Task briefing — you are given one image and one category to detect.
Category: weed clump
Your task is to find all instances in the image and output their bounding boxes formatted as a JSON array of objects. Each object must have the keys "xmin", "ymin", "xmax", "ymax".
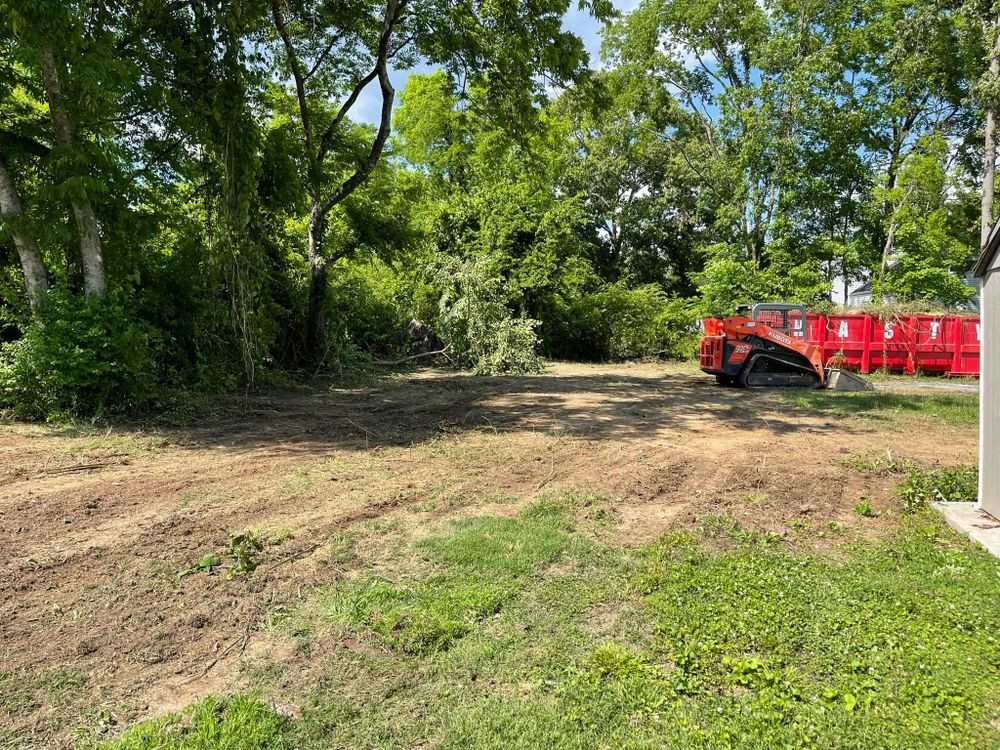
[
  {"xmin": 842, "ymin": 450, "xmax": 913, "ymax": 476},
  {"xmin": 897, "ymin": 466, "xmax": 978, "ymax": 512},
  {"xmin": 177, "ymin": 531, "xmax": 266, "ymax": 581},
  {"xmin": 854, "ymin": 498, "xmax": 876, "ymax": 518}
]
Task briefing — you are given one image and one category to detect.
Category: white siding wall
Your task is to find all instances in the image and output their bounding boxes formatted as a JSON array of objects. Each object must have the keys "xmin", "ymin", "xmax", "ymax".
[{"xmin": 982, "ymin": 259, "xmax": 1000, "ymax": 517}]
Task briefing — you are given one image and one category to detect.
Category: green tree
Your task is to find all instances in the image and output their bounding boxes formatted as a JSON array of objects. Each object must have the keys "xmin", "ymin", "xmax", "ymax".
[
  {"xmin": 607, "ymin": 0, "xmax": 983, "ymax": 308},
  {"xmin": 266, "ymin": 0, "xmax": 611, "ymax": 361},
  {"xmin": 556, "ymin": 70, "xmax": 707, "ymax": 294},
  {"xmin": 882, "ymin": 136, "xmax": 979, "ymax": 305}
]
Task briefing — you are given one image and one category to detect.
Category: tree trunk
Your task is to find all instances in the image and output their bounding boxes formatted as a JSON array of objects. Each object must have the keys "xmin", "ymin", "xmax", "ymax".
[
  {"xmin": 751, "ymin": 234, "xmax": 766, "ymax": 270},
  {"xmin": 983, "ymin": 18, "xmax": 1000, "ymax": 249},
  {"xmin": 874, "ymin": 217, "xmax": 898, "ymax": 304},
  {"xmin": 0, "ymin": 155, "xmax": 49, "ymax": 311},
  {"xmin": 305, "ymin": 206, "xmax": 328, "ymax": 360},
  {"xmin": 39, "ymin": 49, "xmax": 106, "ymax": 298}
]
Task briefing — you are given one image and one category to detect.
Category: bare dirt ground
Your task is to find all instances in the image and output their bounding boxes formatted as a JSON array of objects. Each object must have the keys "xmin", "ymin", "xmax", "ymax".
[{"xmin": 0, "ymin": 362, "xmax": 978, "ymax": 748}]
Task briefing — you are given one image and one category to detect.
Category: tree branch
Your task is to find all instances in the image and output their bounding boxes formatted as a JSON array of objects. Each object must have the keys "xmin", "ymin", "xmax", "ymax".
[
  {"xmin": 305, "ymin": 31, "xmax": 344, "ymax": 80},
  {"xmin": 327, "ymin": 238, "xmax": 363, "ymax": 266},
  {"xmin": 271, "ymin": 0, "xmax": 316, "ymax": 160},
  {"xmin": 317, "ymin": 0, "xmax": 404, "ymax": 216},
  {"xmin": 0, "ymin": 129, "xmax": 51, "ymax": 158},
  {"xmin": 373, "ymin": 346, "xmax": 451, "ymax": 366},
  {"xmin": 316, "ymin": 67, "xmax": 379, "ymax": 162}
]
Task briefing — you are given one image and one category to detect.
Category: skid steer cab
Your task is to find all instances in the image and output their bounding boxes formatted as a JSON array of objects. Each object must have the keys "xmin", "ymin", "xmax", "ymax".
[{"xmin": 700, "ymin": 303, "xmax": 871, "ymax": 390}]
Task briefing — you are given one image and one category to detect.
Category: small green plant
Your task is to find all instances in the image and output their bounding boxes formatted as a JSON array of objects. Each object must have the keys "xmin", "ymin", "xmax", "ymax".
[
  {"xmin": 854, "ymin": 498, "xmax": 876, "ymax": 518},
  {"xmin": 790, "ymin": 517, "xmax": 810, "ymax": 534},
  {"xmin": 270, "ymin": 529, "xmax": 295, "ymax": 546},
  {"xmin": 897, "ymin": 466, "xmax": 978, "ymax": 512},
  {"xmin": 177, "ymin": 531, "xmax": 265, "ymax": 581},
  {"xmin": 177, "ymin": 554, "xmax": 222, "ymax": 580},
  {"xmin": 742, "ymin": 491, "xmax": 770, "ymax": 505},
  {"xmin": 225, "ymin": 532, "xmax": 265, "ymax": 579}
]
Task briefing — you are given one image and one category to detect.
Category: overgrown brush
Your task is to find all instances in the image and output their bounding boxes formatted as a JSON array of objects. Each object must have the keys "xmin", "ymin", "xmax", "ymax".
[
  {"xmin": 436, "ymin": 259, "xmax": 544, "ymax": 375},
  {"xmin": 897, "ymin": 466, "xmax": 978, "ymax": 512},
  {"xmin": 546, "ymin": 283, "xmax": 698, "ymax": 361},
  {"xmin": 0, "ymin": 292, "xmax": 158, "ymax": 418}
]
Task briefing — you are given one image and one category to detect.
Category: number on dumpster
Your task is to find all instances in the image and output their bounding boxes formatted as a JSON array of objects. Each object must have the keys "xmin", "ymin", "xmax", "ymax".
[
  {"xmin": 838, "ymin": 321, "xmax": 848, "ymax": 338},
  {"xmin": 885, "ymin": 322, "xmax": 895, "ymax": 340}
]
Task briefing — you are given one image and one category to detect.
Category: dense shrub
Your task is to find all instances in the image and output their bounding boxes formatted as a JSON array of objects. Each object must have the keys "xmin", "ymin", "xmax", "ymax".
[
  {"xmin": 0, "ymin": 292, "xmax": 158, "ymax": 418},
  {"xmin": 545, "ymin": 283, "xmax": 698, "ymax": 361},
  {"xmin": 324, "ymin": 260, "xmax": 429, "ymax": 364},
  {"xmin": 437, "ymin": 260, "xmax": 544, "ymax": 375}
]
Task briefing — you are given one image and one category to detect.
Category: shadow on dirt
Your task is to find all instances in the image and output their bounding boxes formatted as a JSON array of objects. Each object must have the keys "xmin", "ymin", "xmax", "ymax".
[{"xmin": 175, "ymin": 368, "xmax": 845, "ymax": 453}]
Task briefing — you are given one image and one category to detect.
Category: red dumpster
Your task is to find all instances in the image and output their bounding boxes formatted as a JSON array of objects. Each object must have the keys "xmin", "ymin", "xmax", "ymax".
[{"xmin": 805, "ymin": 313, "xmax": 979, "ymax": 376}]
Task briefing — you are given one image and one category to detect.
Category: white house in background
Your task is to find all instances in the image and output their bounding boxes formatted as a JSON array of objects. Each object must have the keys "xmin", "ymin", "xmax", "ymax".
[
  {"xmin": 974, "ymin": 223, "xmax": 1000, "ymax": 518},
  {"xmin": 846, "ymin": 272, "xmax": 982, "ymax": 310}
]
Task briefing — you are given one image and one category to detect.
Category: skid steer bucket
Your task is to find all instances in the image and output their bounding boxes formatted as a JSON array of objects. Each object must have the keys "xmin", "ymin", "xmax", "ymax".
[{"xmin": 824, "ymin": 368, "xmax": 873, "ymax": 391}]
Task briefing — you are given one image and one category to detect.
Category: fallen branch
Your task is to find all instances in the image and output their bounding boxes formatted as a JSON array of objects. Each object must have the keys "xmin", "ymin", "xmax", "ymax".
[
  {"xmin": 373, "ymin": 346, "xmax": 452, "ymax": 366},
  {"xmin": 33, "ymin": 462, "xmax": 115, "ymax": 477}
]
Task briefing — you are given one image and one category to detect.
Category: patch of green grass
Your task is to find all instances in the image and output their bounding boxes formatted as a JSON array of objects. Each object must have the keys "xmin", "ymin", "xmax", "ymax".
[
  {"xmin": 407, "ymin": 489, "xmax": 470, "ymax": 514},
  {"xmin": 94, "ymin": 507, "xmax": 1000, "ymax": 750},
  {"xmin": 67, "ymin": 435, "xmax": 168, "ymax": 457},
  {"xmin": 303, "ymin": 507, "xmax": 571, "ymax": 655},
  {"xmin": 278, "ymin": 468, "xmax": 314, "ymax": 496},
  {"xmin": 323, "ymin": 575, "xmax": 511, "ymax": 654},
  {"xmin": 325, "ymin": 529, "xmax": 360, "ymax": 568},
  {"xmin": 697, "ymin": 513, "xmax": 785, "ymax": 548},
  {"xmin": 177, "ymin": 491, "xmax": 203, "ymax": 509},
  {"xmin": 0, "ymin": 671, "xmax": 40, "ymax": 715},
  {"xmin": 622, "ymin": 520, "xmax": 1000, "ymax": 749},
  {"xmin": 417, "ymin": 513, "xmax": 569, "ymax": 576},
  {"xmin": 93, "ymin": 695, "xmax": 289, "ymax": 749},
  {"xmin": 38, "ymin": 668, "xmax": 87, "ymax": 707},
  {"xmin": 781, "ymin": 391, "xmax": 978, "ymax": 426}
]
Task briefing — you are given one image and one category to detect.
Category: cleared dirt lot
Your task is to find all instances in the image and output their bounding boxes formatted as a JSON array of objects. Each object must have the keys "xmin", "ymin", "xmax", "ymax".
[{"xmin": 0, "ymin": 362, "xmax": 979, "ymax": 747}]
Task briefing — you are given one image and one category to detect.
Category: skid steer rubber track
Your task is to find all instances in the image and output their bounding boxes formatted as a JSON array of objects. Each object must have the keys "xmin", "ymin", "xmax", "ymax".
[{"xmin": 738, "ymin": 352, "xmax": 823, "ymax": 388}]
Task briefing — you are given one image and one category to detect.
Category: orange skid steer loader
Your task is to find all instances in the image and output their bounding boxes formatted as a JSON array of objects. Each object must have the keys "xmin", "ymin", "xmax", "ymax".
[{"xmin": 699, "ymin": 303, "xmax": 872, "ymax": 390}]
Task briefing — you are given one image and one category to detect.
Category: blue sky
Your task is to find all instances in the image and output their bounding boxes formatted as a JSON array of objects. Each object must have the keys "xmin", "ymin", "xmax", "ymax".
[{"xmin": 353, "ymin": 0, "xmax": 641, "ymax": 126}]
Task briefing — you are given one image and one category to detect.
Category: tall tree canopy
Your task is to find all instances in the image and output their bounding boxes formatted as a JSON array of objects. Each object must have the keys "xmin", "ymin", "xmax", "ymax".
[{"xmin": 0, "ymin": 0, "xmax": 995, "ymax": 417}]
